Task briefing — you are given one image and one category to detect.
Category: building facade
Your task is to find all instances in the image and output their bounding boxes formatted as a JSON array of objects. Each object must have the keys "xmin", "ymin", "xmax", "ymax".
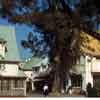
[
  {"xmin": 70, "ymin": 54, "xmax": 100, "ymax": 93},
  {"xmin": 0, "ymin": 26, "xmax": 26, "ymax": 96},
  {"xmin": 22, "ymin": 57, "xmax": 49, "ymax": 92}
]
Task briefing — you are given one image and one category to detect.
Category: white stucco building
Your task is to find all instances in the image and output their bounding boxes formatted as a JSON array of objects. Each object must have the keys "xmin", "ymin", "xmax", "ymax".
[
  {"xmin": 70, "ymin": 54, "xmax": 100, "ymax": 92},
  {"xmin": 0, "ymin": 26, "xmax": 26, "ymax": 96}
]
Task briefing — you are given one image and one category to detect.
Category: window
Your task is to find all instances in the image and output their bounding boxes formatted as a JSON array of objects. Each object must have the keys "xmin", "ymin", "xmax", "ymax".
[
  {"xmin": 3, "ymin": 80, "xmax": 7, "ymax": 90},
  {"xmin": 71, "ymin": 75, "xmax": 82, "ymax": 87},
  {"xmin": 42, "ymin": 65, "xmax": 46, "ymax": 69},
  {"xmin": 14, "ymin": 80, "xmax": 24, "ymax": 88},
  {"xmin": 0, "ymin": 80, "xmax": 11, "ymax": 91},
  {"xmin": 33, "ymin": 67, "xmax": 39, "ymax": 72},
  {"xmin": 93, "ymin": 75, "xmax": 100, "ymax": 89}
]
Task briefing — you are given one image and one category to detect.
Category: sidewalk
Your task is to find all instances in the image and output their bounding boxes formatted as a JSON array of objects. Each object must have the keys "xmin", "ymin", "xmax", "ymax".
[{"xmin": 26, "ymin": 91, "xmax": 85, "ymax": 97}]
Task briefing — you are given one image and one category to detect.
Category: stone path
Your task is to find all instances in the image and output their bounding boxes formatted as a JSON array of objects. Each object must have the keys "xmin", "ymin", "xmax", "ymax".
[{"xmin": 26, "ymin": 91, "xmax": 85, "ymax": 97}]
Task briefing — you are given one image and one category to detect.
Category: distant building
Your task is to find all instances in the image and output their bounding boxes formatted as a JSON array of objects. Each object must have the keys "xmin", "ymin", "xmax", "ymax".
[
  {"xmin": 69, "ymin": 54, "xmax": 100, "ymax": 94},
  {"xmin": 0, "ymin": 26, "xmax": 26, "ymax": 96},
  {"xmin": 22, "ymin": 56, "xmax": 49, "ymax": 92},
  {"xmin": 69, "ymin": 31, "xmax": 100, "ymax": 94}
]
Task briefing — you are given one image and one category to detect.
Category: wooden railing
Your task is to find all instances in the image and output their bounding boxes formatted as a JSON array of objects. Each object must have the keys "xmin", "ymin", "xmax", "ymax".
[
  {"xmin": 0, "ymin": 88, "xmax": 25, "ymax": 96},
  {"xmin": 12, "ymin": 88, "xmax": 25, "ymax": 96},
  {"xmin": 0, "ymin": 90, "xmax": 12, "ymax": 96}
]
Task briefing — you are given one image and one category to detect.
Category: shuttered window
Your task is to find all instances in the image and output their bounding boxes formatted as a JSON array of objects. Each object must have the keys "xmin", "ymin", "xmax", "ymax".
[{"xmin": 14, "ymin": 80, "xmax": 24, "ymax": 88}]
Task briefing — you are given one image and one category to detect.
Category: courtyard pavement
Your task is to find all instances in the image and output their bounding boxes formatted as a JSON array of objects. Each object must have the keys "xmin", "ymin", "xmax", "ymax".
[{"xmin": 26, "ymin": 91, "xmax": 85, "ymax": 97}]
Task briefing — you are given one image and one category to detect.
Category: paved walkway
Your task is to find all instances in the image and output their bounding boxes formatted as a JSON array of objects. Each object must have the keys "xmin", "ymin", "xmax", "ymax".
[{"xmin": 26, "ymin": 91, "xmax": 85, "ymax": 97}]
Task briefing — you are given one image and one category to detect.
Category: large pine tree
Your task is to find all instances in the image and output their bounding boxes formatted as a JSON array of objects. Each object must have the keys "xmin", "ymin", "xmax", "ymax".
[{"xmin": 0, "ymin": 0, "xmax": 100, "ymax": 93}]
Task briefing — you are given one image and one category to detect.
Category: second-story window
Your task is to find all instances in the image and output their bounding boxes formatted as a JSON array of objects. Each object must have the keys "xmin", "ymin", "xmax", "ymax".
[{"xmin": 33, "ymin": 67, "xmax": 40, "ymax": 72}]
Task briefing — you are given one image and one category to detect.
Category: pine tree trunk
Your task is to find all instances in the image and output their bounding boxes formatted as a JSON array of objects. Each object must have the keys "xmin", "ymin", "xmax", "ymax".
[
  {"xmin": 51, "ymin": 63, "xmax": 61, "ymax": 95},
  {"xmin": 51, "ymin": 61, "xmax": 68, "ymax": 95}
]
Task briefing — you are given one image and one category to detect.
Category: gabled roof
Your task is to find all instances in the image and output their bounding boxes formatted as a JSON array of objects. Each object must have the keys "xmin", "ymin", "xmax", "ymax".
[
  {"xmin": 0, "ymin": 25, "xmax": 20, "ymax": 61},
  {"xmin": 22, "ymin": 57, "xmax": 48, "ymax": 71},
  {"xmin": 80, "ymin": 31, "xmax": 100, "ymax": 56}
]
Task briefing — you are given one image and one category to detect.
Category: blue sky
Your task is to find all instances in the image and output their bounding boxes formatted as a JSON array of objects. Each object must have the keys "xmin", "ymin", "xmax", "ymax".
[
  {"xmin": 0, "ymin": 0, "xmax": 50, "ymax": 60},
  {"xmin": 0, "ymin": 0, "xmax": 100, "ymax": 60},
  {"xmin": 0, "ymin": 17, "xmax": 33, "ymax": 60}
]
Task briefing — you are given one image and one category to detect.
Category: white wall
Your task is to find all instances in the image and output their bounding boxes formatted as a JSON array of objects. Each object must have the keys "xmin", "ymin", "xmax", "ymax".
[
  {"xmin": 72, "ymin": 55, "xmax": 100, "ymax": 91},
  {"xmin": 73, "ymin": 55, "xmax": 93, "ymax": 91},
  {"xmin": 24, "ymin": 71, "xmax": 33, "ymax": 80},
  {"xmin": 82, "ymin": 55, "xmax": 93, "ymax": 91},
  {"xmin": 92, "ymin": 59, "xmax": 100, "ymax": 72},
  {"xmin": 24, "ymin": 71, "xmax": 37, "ymax": 91},
  {"xmin": 72, "ymin": 56, "xmax": 85, "ymax": 74},
  {"xmin": 24, "ymin": 71, "xmax": 39, "ymax": 80},
  {"xmin": 1, "ymin": 63, "xmax": 19, "ymax": 76}
]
